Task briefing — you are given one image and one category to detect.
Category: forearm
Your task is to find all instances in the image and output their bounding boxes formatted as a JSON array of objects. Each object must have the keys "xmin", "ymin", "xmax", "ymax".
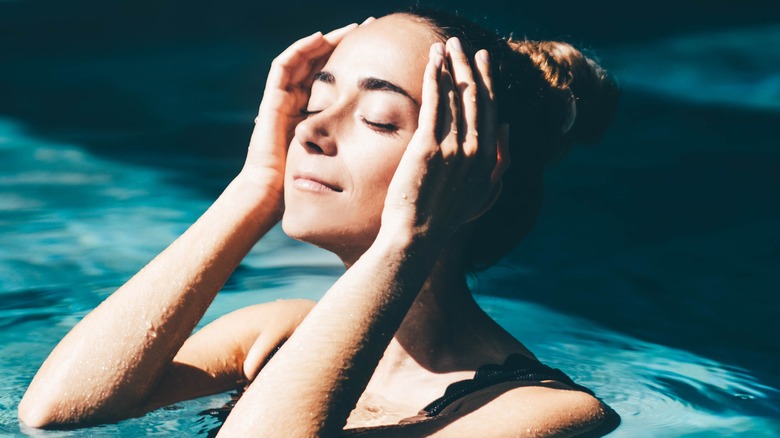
[
  {"xmin": 218, "ymin": 229, "xmax": 441, "ymax": 437},
  {"xmin": 19, "ymin": 174, "xmax": 280, "ymax": 427}
]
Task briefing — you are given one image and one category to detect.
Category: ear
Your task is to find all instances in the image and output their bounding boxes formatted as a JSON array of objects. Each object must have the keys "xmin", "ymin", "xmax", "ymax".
[
  {"xmin": 467, "ymin": 179, "xmax": 503, "ymax": 223},
  {"xmin": 490, "ymin": 124, "xmax": 511, "ymax": 184},
  {"xmin": 469, "ymin": 124, "xmax": 511, "ymax": 223}
]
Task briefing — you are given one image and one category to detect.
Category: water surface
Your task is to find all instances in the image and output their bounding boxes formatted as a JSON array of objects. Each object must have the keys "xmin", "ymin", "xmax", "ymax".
[{"xmin": 1, "ymin": 7, "xmax": 779, "ymax": 436}]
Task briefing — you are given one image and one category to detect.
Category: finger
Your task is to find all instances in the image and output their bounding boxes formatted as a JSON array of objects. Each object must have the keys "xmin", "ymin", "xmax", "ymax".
[
  {"xmin": 288, "ymin": 22, "xmax": 358, "ymax": 84},
  {"xmin": 360, "ymin": 16, "xmax": 376, "ymax": 25},
  {"xmin": 265, "ymin": 31, "xmax": 326, "ymax": 92},
  {"xmin": 439, "ymin": 61, "xmax": 459, "ymax": 158},
  {"xmin": 417, "ymin": 43, "xmax": 444, "ymax": 136},
  {"xmin": 446, "ymin": 37, "xmax": 479, "ymax": 157},
  {"xmin": 323, "ymin": 22, "xmax": 359, "ymax": 45},
  {"xmin": 261, "ymin": 23, "xmax": 359, "ymax": 119},
  {"xmin": 474, "ymin": 49, "xmax": 499, "ymax": 177},
  {"xmin": 266, "ymin": 23, "xmax": 357, "ymax": 92}
]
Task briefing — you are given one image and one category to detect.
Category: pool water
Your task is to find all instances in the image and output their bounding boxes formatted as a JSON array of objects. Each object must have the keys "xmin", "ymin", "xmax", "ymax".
[{"xmin": 2, "ymin": 7, "xmax": 780, "ymax": 437}]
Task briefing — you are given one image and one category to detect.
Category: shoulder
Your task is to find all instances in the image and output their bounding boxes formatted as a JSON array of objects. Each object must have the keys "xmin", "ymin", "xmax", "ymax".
[
  {"xmin": 217, "ymin": 299, "xmax": 316, "ymax": 380},
  {"xmin": 185, "ymin": 298, "xmax": 316, "ymax": 359},
  {"xmin": 501, "ymin": 383, "xmax": 614, "ymax": 436},
  {"xmin": 142, "ymin": 299, "xmax": 317, "ymax": 411},
  {"xmin": 443, "ymin": 381, "xmax": 616, "ymax": 437},
  {"xmin": 175, "ymin": 298, "xmax": 317, "ymax": 375}
]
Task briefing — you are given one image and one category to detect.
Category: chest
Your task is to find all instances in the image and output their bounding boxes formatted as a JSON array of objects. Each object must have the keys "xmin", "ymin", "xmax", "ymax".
[
  {"xmin": 344, "ymin": 369, "xmax": 476, "ymax": 428},
  {"xmin": 345, "ymin": 392, "xmax": 420, "ymax": 428}
]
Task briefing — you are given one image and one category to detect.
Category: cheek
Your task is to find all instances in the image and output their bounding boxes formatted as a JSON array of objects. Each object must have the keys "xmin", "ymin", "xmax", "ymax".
[{"xmin": 347, "ymin": 140, "xmax": 407, "ymax": 207}]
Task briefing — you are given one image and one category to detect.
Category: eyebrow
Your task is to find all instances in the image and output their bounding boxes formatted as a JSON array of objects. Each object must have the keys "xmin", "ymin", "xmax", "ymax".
[{"xmin": 313, "ymin": 71, "xmax": 418, "ymax": 105}]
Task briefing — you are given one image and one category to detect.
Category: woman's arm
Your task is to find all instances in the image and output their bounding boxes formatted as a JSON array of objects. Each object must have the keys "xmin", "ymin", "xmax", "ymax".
[
  {"xmin": 218, "ymin": 38, "xmax": 505, "ymax": 437},
  {"xmin": 18, "ymin": 174, "xmax": 278, "ymax": 427},
  {"xmin": 18, "ymin": 25, "xmax": 356, "ymax": 428}
]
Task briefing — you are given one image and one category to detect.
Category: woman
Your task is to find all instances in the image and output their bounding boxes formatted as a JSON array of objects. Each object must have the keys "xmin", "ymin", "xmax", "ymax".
[{"xmin": 19, "ymin": 9, "xmax": 620, "ymax": 437}]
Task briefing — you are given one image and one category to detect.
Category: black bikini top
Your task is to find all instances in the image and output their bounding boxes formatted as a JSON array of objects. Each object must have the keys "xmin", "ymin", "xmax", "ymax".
[
  {"xmin": 420, "ymin": 353, "xmax": 593, "ymax": 417},
  {"xmin": 202, "ymin": 353, "xmax": 618, "ymax": 437}
]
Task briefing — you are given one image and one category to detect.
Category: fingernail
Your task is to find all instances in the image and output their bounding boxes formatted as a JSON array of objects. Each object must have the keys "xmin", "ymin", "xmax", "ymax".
[
  {"xmin": 448, "ymin": 37, "xmax": 463, "ymax": 53},
  {"xmin": 433, "ymin": 43, "xmax": 445, "ymax": 56},
  {"xmin": 478, "ymin": 50, "xmax": 490, "ymax": 64}
]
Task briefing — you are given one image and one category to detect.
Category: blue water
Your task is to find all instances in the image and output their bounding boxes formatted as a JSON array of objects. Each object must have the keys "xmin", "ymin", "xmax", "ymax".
[{"xmin": 2, "ymin": 4, "xmax": 780, "ymax": 436}]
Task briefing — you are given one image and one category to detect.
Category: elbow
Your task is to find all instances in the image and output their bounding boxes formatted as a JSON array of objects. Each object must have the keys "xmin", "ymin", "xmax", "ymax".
[
  {"xmin": 18, "ymin": 388, "xmax": 82, "ymax": 429},
  {"xmin": 18, "ymin": 394, "xmax": 58, "ymax": 429},
  {"xmin": 19, "ymin": 386, "xmax": 145, "ymax": 429}
]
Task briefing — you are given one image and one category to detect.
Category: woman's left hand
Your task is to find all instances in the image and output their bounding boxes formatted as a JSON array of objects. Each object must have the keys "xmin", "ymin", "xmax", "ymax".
[{"xmin": 380, "ymin": 38, "xmax": 508, "ymax": 246}]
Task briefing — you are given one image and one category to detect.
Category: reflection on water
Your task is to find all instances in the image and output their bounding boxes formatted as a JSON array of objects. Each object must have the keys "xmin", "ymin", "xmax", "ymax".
[
  {"xmin": 478, "ymin": 296, "xmax": 780, "ymax": 436},
  {"xmin": 603, "ymin": 24, "xmax": 780, "ymax": 111},
  {"xmin": 1, "ymin": 115, "xmax": 779, "ymax": 436},
  {"xmin": 2, "ymin": 18, "xmax": 780, "ymax": 437}
]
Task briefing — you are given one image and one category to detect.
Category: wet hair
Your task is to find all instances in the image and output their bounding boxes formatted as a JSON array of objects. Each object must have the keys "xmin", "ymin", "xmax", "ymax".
[{"xmin": 396, "ymin": 9, "xmax": 620, "ymax": 271}]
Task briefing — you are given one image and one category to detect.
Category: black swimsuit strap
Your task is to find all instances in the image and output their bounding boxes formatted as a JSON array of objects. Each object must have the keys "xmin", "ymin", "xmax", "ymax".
[{"xmin": 421, "ymin": 354, "xmax": 592, "ymax": 417}]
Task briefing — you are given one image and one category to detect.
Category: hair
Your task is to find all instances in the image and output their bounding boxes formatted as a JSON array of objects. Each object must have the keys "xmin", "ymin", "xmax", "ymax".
[{"xmin": 396, "ymin": 9, "xmax": 620, "ymax": 271}]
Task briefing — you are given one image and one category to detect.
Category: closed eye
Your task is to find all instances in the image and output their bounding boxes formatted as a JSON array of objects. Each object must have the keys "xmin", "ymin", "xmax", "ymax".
[
  {"xmin": 361, "ymin": 116, "xmax": 398, "ymax": 135},
  {"xmin": 301, "ymin": 109, "xmax": 321, "ymax": 116},
  {"xmin": 301, "ymin": 110, "xmax": 398, "ymax": 136}
]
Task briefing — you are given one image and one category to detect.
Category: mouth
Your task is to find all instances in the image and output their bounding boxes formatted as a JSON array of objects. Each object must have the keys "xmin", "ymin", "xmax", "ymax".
[{"xmin": 292, "ymin": 173, "xmax": 343, "ymax": 193}]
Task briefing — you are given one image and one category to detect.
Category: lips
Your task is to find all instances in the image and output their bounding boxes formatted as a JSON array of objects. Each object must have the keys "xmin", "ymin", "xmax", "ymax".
[{"xmin": 292, "ymin": 172, "xmax": 343, "ymax": 193}]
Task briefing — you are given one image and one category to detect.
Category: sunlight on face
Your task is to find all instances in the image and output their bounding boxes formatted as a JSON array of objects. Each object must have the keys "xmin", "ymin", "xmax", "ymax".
[{"xmin": 282, "ymin": 15, "xmax": 439, "ymax": 263}]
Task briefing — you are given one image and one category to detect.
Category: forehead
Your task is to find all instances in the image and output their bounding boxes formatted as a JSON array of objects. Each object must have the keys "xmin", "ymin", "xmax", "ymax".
[{"xmin": 321, "ymin": 15, "xmax": 439, "ymax": 101}]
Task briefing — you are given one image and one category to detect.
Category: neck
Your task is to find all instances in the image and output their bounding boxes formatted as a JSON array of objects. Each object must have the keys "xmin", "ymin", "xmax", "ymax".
[
  {"xmin": 337, "ymin": 236, "xmax": 518, "ymax": 376},
  {"xmin": 379, "ymin": 252, "xmax": 495, "ymax": 374}
]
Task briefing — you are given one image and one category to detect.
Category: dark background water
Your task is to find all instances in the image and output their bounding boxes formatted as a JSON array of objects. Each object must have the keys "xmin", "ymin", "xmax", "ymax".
[{"xmin": 2, "ymin": 0, "xmax": 780, "ymax": 429}]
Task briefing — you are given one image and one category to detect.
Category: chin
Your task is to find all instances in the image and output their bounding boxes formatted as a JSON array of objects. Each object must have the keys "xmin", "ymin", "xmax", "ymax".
[{"xmin": 281, "ymin": 211, "xmax": 380, "ymax": 262}]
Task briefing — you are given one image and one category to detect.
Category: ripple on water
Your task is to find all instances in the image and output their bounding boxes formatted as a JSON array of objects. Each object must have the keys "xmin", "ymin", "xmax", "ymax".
[
  {"xmin": 1, "ymin": 115, "xmax": 779, "ymax": 435},
  {"xmin": 476, "ymin": 295, "xmax": 780, "ymax": 436}
]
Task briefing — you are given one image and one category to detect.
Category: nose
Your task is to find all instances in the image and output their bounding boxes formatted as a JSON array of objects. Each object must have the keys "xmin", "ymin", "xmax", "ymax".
[{"xmin": 294, "ymin": 112, "xmax": 338, "ymax": 156}]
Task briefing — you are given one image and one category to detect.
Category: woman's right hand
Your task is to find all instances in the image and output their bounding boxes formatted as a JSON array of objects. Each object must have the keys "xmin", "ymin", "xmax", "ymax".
[
  {"xmin": 240, "ymin": 23, "xmax": 358, "ymax": 208},
  {"xmin": 19, "ymin": 24, "xmax": 368, "ymax": 430}
]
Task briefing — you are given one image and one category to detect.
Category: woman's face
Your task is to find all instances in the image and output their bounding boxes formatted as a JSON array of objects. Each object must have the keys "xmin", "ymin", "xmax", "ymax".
[{"xmin": 282, "ymin": 15, "xmax": 438, "ymax": 262}]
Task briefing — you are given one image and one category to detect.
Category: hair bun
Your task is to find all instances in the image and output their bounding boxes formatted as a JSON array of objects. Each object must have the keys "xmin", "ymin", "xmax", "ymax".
[{"xmin": 508, "ymin": 39, "xmax": 620, "ymax": 148}]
